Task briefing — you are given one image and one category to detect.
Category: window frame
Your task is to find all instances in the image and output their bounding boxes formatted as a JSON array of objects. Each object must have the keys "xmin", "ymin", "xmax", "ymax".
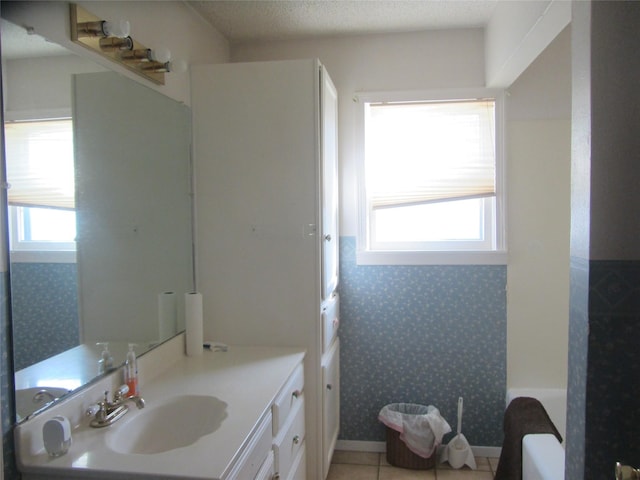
[
  {"xmin": 9, "ymin": 205, "xmax": 76, "ymax": 251},
  {"xmin": 355, "ymin": 88, "xmax": 507, "ymax": 266},
  {"xmin": 4, "ymin": 110, "xmax": 77, "ymax": 263}
]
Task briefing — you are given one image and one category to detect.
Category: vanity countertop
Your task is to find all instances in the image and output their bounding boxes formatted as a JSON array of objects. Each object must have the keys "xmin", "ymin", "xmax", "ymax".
[{"xmin": 15, "ymin": 344, "xmax": 306, "ymax": 480}]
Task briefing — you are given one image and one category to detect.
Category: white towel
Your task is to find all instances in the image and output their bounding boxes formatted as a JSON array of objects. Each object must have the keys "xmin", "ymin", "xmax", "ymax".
[{"xmin": 401, "ymin": 406, "xmax": 451, "ymax": 457}]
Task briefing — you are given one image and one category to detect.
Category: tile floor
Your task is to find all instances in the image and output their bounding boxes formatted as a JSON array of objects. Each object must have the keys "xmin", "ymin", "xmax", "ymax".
[{"xmin": 327, "ymin": 450, "xmax": 499, "ymax": 480}]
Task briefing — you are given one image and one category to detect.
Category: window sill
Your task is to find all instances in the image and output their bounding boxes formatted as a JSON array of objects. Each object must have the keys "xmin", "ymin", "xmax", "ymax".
[
  {"xmin": 10, "ymin": 250, "xmax": 77, "ymax": 264},
  {"xmin": 356, "ymin": 249, "xmax": 507, "ymax": 266}
]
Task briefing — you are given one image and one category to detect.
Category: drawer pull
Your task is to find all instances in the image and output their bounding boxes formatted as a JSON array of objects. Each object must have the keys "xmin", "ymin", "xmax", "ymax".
[
  {"xmin": 292, "ymin": 389, "xmax": 302, "ymax": 398},
  {"xmin": 293, "ymin": 435, "xmax": 300, "ymax": 445},
  {"xmin": 273, "ymin": 474, "xmax": 280, "ymax": 480},
  {"xmin": 326, "ymin": 384, "xmax": 332, "ymax": 390}
]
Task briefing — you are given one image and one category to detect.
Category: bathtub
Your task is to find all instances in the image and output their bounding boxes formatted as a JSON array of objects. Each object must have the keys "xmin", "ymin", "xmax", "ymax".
[{"xmin": 506, "ymin": 388, "xmax": 566, "ymax": 480}]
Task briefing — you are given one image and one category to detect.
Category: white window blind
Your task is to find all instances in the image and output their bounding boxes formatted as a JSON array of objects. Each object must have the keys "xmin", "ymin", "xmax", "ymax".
[
  {"xmin": 4, "ymin": 119, "xmax": 75, "ymax": 210},
  {"xmin": 365, "ymin": 99, "xmax": 495, "ymax": 209}
]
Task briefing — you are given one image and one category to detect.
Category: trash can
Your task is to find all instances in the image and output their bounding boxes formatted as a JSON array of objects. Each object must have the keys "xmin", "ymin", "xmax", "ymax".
[{"xmin": 378, "ymin": 403, "xmax": 451, "ymax": 470}]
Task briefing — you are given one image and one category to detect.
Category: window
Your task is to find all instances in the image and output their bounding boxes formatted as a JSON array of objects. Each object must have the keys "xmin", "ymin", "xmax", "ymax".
[
  {"xmin": 357, "ymin": 89, "xmax": 506, "ymax": 265},
  {"xmin": 4, "ymin": 119, "xmax": 76, "ymax": 257}
]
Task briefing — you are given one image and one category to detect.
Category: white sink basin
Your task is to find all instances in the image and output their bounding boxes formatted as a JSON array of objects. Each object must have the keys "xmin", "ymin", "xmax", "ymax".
[
  {"xmin": 16, "ymin": 387, "xmax": 71, "ymax": 420},
  {"xmin": 107, "ymin": 395, "xmax": 228, "ymax": 455}
]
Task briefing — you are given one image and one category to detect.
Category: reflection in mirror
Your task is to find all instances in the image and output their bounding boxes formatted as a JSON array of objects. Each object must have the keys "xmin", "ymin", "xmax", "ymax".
[{"xmin": 1, "ymin": 18, "xmax": 194, "ymax": 422}]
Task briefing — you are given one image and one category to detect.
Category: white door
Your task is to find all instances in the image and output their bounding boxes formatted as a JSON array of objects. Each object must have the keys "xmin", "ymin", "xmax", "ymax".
[
  {"xmin": 322, "ymin": 338, "xmax": 340, "ymax": 479},
  {"xmin": 320, "ymin": 65, "xmax": 339, "ymax": 301}
]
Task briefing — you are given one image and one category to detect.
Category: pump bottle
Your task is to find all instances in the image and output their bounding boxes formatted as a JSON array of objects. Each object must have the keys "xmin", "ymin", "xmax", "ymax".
[
  {"xmin": 97, "ymin": 342, "xmax": 113, "ymax": 374},
  {"xmin": 124, "ymin": 343, "xmax": 139, "ymax": 396}
]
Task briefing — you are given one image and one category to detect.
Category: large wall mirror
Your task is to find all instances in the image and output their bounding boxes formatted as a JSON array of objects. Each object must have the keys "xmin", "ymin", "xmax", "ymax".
[{"xmin": 1, "ymin": 16, "xmax": 194, "ymax": 422}]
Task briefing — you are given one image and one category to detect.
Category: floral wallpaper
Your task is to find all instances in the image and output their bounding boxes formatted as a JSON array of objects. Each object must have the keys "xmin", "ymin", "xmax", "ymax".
[
  {"xmin": 1, "ymin": 271, "xmax": 17, "ymax": 478},
  {"xmin": 9, "ymin": 263, "xmax": 79, "ymax": 370},
  {"xmin": 337, "ymin": 236, "xmax": 507, "ymax": 446},
  {"xmin": 584, "ymin": 260, "xmax": 640, "ymax": 478}
]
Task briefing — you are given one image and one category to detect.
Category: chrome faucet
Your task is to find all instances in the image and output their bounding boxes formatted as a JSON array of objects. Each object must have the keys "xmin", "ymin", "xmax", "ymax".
[{"xmin": 86, "ymin": 385, "xmax": 145, "ymax": 428}]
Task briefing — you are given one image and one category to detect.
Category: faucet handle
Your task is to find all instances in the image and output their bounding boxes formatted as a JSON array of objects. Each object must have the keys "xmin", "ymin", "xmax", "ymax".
[
  {"xmin": 85, "ymin": 404, "xmax": 101, "ymax": 417},
  {"xmin": 113, "ymin": 384, "xmax": 130, "ymax": 402}
]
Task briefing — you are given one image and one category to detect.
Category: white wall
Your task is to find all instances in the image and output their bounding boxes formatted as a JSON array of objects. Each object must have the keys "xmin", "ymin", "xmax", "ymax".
[
  {"xmin": 506, "ymin": 27, "xmax": 571, "ymax": 388},
  {"xmin": 485, "ymin": 0, "xmax": 570, "ymax": 87},
  {"xmin": 588, "ymin": 3, "xmax": 640, "ymax": 260},
  {"xmin": 231, "ymin": 29, "xmax": 486, "ymax": 236},
  {"xmin": 232, "ymin": 25, "xmax": 572, "ymax": 391},
  {"xmin": 4, "ymin": 54, "xmax": 104, "ymax": 119}
]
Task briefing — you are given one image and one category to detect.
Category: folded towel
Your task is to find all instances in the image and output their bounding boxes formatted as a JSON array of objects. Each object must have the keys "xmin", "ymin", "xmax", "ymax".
[{"xmin": 494, "ymin": 397, "xmax": 562, "ymax": 480}]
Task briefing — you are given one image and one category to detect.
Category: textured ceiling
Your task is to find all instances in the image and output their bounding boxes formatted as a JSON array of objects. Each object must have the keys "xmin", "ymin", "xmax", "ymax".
[
  {"xmin": 1, "ymin": 1, "xmax": 499, "ymax": 59},
  {"xmin": 188, "ymin": 0, "xmax": 499, "ymax": 44}
]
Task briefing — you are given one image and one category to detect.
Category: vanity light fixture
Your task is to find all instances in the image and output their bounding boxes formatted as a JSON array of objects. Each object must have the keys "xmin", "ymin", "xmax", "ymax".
[
  {"xmin": 140, "ymin": 61, "xmax": 171, "ymax": 73},
  {"xmin": 98, "ymin": 36, "xmax": 134, "ymax": 52},
  {"xmin": 70, "ymin": 4, "xmax": 173, "ymax": 85},
  {"xmin": 120, "ymin": 46, "xmax": 171, "ymax": 63},
  {"xmin": 75, "ymin": 18, "xmax": 130, "ymax": 39},
  {"xmin": 121, "ymin": 47, "xmax": 189, "ymax": 73},
  {"xmin": 77, "ymin": 17, "xmax": 134, "ymax": 52},
  {"xmin": 141, "ymin": 59, "xmax": 189, "ymax": 74}
]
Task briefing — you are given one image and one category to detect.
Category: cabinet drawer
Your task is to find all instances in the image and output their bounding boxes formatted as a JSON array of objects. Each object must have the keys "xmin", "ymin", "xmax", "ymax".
[
  {"xmin": 272, "ymin": 363, "xmax": 304, "ymax": 436},
  {"xmin": 226, "ymin": 411, "xmax": 272, "ymax": 480},
  {"xmin": 285, "ymin": 444, "xmax": 306, "ymax": 480},
  {"xmin": 254, "ymin": 450, "xmax": 275, "ymax": 480},
  {"xmin": 322, "ymin": 293, "xmax": 339, "ymax": 353},
  {"xmin": 274, "ymin": 398, "xmax": 305, "ymax": 480}
]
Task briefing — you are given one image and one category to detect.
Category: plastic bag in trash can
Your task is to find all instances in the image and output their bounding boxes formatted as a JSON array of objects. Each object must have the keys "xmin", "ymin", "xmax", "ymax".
[{"xmin": 379, "ymin": 403, "xmax": 451, "ymax": 458}]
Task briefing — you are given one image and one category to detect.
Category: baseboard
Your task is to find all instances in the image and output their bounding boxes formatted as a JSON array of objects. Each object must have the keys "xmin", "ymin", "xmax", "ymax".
[
  {"xmin": 336, "ymin": 440, "xmax": 386, "ymax": 453},
  {"xmin": 335, "ymin": 440, "xmax": 502, "ymax": 458},
  {"xmin": 471, "ymin": 445, "xmax": 502, "ymax": 458}
]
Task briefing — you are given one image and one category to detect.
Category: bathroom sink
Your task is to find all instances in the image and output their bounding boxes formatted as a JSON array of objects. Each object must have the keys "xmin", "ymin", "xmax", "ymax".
[
  {"xmin": 107, "ymin": 395, "xmax": 228, "ymax": 455},
  {"xmin": 15, "ymin": 387, "xmax": 71, "ymax": 420}
]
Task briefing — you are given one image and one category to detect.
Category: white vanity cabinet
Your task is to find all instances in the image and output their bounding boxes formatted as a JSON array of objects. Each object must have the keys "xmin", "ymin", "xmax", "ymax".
[
  {"xmin": 226, "ymin": 411, "xmax": 273, "ymax": 480},
  {"xmin": 15, "ymin": 343, "xmax": 307, "ymax": 480},
  {"xmin": 227, "ymin": 359, "xmax": 305, "ymax": 480},
  {"xmin": 273, "ymin": 399, "xmax": 306, "ymax": 480},
  {"xmin": 322, "ymin": 338, "xmax": 340, "ymax": 479},
  {"xmin": 254, "ymin": 451, "xmax": 275, "ymax": 480},
  {"xmin": 272, "ymin": 363, "xmax": 305, "ymax": 480},
  {"xmin": 272, "ymin": 364, "xmax": 305, "ymax": 435},
  {"xmin": 192, "ymin": 58, "xmax": 340, "ymax": 479}
]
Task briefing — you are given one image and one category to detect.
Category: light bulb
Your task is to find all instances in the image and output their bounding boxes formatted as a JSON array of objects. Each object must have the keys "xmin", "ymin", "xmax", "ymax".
[
  {"xmin": 149, "ymin": 47, "xmax": 171, "ymax": 64},
  {"xmin": 102, "ymin": 19, "xmax": 130, "ymax": 38},
  {"xmin": 168, "ymin": 59, "xmax": 188, "ymax": 74}
]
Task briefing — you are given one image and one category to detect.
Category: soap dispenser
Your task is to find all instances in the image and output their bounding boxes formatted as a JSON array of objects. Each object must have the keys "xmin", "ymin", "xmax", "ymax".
[
  {"xmin": 96, "ymin": 342, "xmax": 113, "ymax": 374},
  {"xmin": 124, "ymin": 343, "xmax": 139, "ymax": 396}
]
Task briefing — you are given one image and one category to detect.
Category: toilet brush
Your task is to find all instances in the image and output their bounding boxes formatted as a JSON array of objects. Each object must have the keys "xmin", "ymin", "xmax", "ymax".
[{"xmin": 442, "ymin": 397, "xmax": 476, "ymax": 469}]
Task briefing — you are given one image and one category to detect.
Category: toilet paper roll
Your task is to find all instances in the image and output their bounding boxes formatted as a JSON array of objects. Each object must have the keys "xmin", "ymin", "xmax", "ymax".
[
  {"xmin": 43, "ymin": 415, "xmax": 72, "ymax": 457},
  {"xmin": 185, "ymin": 292, "xmax": 203, "ymax": 357},
  {"xmin": 158, "ymin": 291, "xmax": 177, "ymax": 340}
]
